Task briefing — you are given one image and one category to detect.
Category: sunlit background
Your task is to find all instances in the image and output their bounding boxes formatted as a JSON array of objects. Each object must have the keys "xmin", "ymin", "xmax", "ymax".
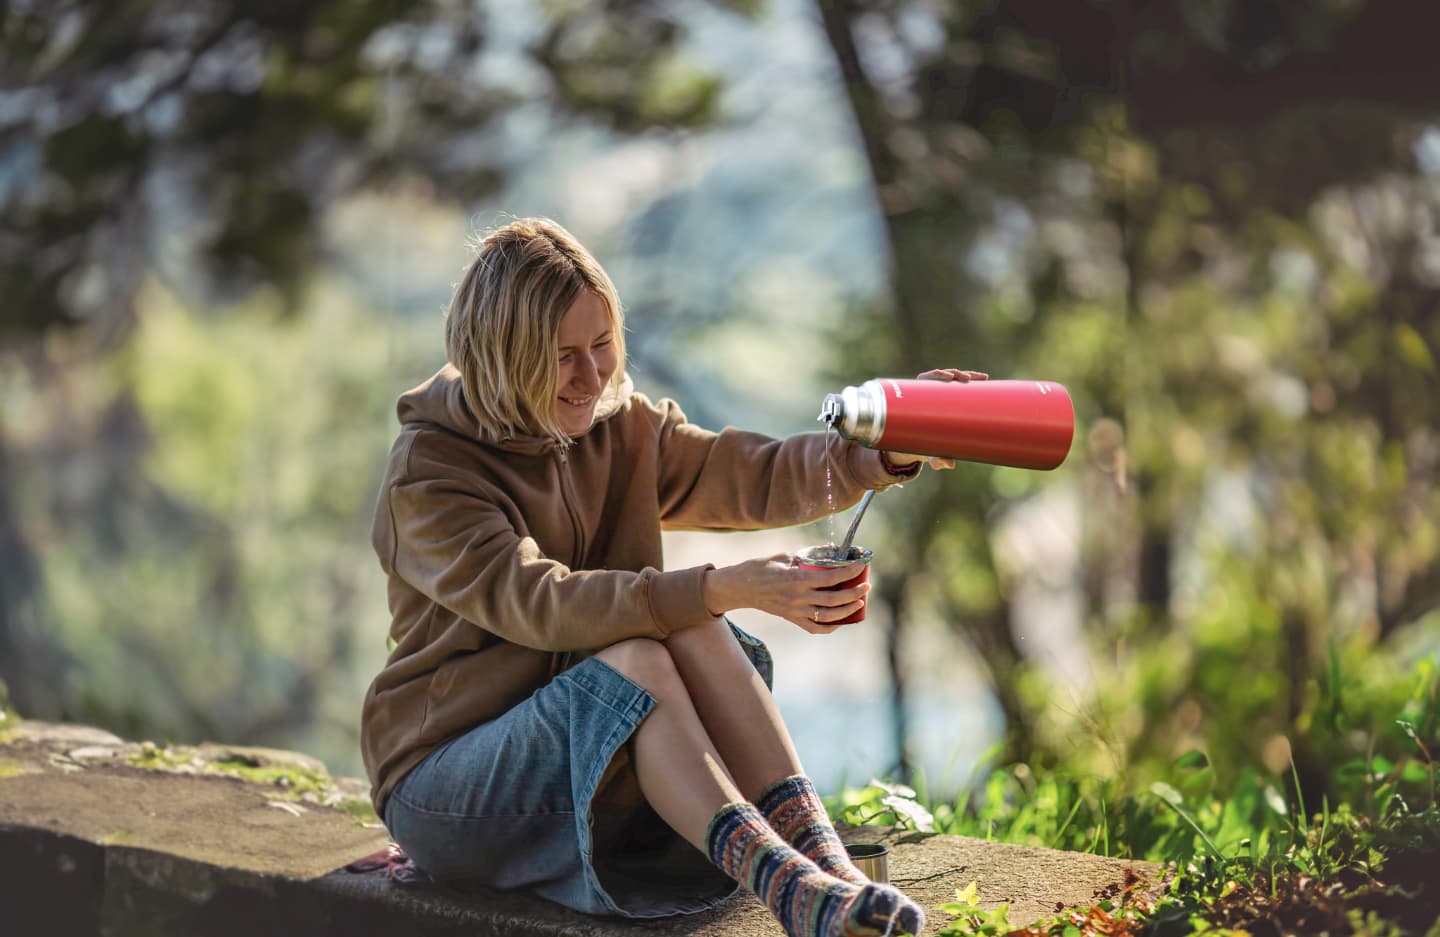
[{"xmin": 3, "ymin": 0, "xmax": 1438, "ymax": 804}]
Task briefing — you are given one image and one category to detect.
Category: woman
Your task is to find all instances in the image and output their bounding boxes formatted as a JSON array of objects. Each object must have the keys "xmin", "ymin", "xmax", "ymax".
[{"xmin": 361, "ymin": 217, "xmax": 980, "ymax": 937}]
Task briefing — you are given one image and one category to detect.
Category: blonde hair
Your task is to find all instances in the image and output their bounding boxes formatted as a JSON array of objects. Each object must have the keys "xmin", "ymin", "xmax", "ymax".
[{"xmin": 445, "ymin": 217, "xmax": 627, "ymax": 446}]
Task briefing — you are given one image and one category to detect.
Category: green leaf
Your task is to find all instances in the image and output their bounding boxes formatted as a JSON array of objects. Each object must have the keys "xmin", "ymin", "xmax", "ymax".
[
  {"xmin": 1401, "ymin": 760, "xmax": 1430, "ymax": 783},
  {"xmin": 1337, "ymin": 758, "xmax": 1369, "ymax": 780},
  {"xmin": 1394, "ymin": 322, "xmax": 1436, "ymax": 373},
  {"xmin": 870, "ymin": 777, "xmax": 918, "ymax": 799},
  {"xmin": 1150, "ymin": 781, "xmax": 1184, "ymax": 807},
  {"xmin": 1174, "ymin": 750, "xmax": 1210, "ymax": 770},
  {"xmin": 883, "ymin": 794, "xmax": 936, "ymax": 832},
  {"xmin": 1412, "ymin": 658, "xmax": 1436, "ymax": 701}
]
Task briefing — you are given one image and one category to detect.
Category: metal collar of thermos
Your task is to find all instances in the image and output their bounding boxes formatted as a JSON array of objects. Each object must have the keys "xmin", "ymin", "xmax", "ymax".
[{"xmin": 818, "ymin": 380, "xmax": 887, "ymax": 448}]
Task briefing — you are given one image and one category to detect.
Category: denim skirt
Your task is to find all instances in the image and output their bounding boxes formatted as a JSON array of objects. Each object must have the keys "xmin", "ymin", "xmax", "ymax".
[{"xmin": 382, "ymin": 621, "xmax": 774, "ymax": 918}]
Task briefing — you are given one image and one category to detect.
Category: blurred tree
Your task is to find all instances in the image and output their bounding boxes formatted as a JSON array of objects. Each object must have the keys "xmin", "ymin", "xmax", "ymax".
[
  {"xmin": 4, "ymin": 0, "xmax": 1436, "ymax": 801},
  {"xmin": 1, "ymin": 0, "xmax": 756, "ymax": 341},
  {"xmin": 812, "ymin": 0, "xmax": 1440, "ymax": 794},
  {"xmin": 0, "ymin": 0, "xmax": 757, "ymax": 745}
]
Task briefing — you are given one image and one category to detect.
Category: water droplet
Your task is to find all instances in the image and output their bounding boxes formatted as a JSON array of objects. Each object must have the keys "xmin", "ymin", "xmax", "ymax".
[{"xmin": 824, "ymin": 425, "xmax": 837, "ymax": 547}]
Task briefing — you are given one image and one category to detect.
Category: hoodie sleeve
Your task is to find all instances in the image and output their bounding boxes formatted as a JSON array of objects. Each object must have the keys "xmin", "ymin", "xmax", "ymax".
[
  {"xmin": 380, "ymin": 472, "xmax": 716, "ymax": 653},
  {"xmin": 648, "ymin": 397, "xmax": 916, "ymax": 531}
]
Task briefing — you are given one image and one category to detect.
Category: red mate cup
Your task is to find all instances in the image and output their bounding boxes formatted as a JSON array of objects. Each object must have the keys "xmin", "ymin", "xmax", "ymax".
[
  {"xmin": 795, "ymin": 545, "xmax": 874, "ymax": 625},
  {"xmin": 819, "ymin": 378, "xmax": 1075, "ymax": 470}
]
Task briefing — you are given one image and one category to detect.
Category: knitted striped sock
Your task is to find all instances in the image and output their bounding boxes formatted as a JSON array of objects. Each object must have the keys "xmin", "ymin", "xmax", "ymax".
[
  {"xmin": 758, "ymin": 776, "xmax": 925, "ymax": 936},
  {"xmin": 757, "ymin": 775, "xmax": 869, "ymax": 884},
  {"xmin": 706, "ymin": 802, "xmax": 924, "ymax": 937}
]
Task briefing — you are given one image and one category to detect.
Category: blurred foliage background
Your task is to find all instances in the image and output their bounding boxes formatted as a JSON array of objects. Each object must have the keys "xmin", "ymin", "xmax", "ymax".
[{"xmin": 2, "ymin": 0, "xmax": 1438, "ymax": 808}]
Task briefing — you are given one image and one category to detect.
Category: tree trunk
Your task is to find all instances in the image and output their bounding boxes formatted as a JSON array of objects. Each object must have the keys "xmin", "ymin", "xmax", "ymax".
[
  {"xmin": 816, "ymin": 0, "xmax": 1037, "ymax": 766},
  {"xmin": 0, "ymin": 438, "xmax": 64, "ymax": 717},
  {"xmin": 1135, "ymin": 514, "xmax": 1172, "ymax": 614},
  {"xmin": 878, "ymin": 571, "xmax": 912, "ymax": 780}
]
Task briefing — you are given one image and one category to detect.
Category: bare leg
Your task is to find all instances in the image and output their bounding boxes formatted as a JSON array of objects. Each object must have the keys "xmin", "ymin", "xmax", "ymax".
[
  {"xmin": 593, "ymin": 637, "xmax": 741, "ymax": 850},
  {"xmin": 663, "ymin": 617, "xmax": 804, "ymax": 800},
  {"xmin": 594, "ymin": 636, "xmax": 927, "ymax": 936},
  {"xmin": 663, "ymin": 620, "xmax": 878, "ymax": 887}
]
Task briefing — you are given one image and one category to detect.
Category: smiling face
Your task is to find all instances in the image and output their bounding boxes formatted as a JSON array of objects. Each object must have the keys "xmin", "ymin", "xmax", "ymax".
[
  {"xmin": 446, "ymin": 218, "xmax": 628, "ymax": 447},
  {"xmin": 553, "ymin": 289, "xmax": 619, "ymax": 438}
]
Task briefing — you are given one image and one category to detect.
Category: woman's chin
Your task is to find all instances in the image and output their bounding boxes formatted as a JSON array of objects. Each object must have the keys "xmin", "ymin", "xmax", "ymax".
[{"xmin": 560, "ymin": 413, "xmax": 596, "ymax": 438}]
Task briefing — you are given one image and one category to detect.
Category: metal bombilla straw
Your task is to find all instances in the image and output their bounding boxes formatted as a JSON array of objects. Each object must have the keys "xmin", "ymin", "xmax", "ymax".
[{"xmin": 837, "ymin": 489, "xmax": 876, "ymax": 558}]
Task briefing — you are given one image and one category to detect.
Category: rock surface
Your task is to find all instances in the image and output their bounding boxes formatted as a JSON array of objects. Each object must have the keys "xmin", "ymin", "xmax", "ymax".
[{"xmin": 0, "ymin": 720, "xmax": 1162, "ymax": 936}]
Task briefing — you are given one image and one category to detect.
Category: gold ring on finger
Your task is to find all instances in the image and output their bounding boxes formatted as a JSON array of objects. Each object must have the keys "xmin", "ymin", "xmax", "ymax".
[{"xmin": 812, "ymin": 607, "xmax": 820, "ymax": 623}]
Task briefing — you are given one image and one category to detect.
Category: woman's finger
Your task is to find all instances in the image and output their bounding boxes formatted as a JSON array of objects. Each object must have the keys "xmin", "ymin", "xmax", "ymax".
[
  {"xmin": 802, "ymin": 593, "xmax": 857, "ymax": 614},
  {"xmin": 800, "ymin": 598, "xmax": 864, "ymax": 618},
  {"xmin": 914, "ymin": 368, "xmax": 989, "ymax": 382},
  {"xmin": 817, "ymin": 598, "xmax": 864, "ymax": 621},
  {"xmin": 796, "ymin": 563, "xmax": 867, "ymax": 588},
  {"xmin": 793, "ymin": 598, "xmax": 864, "ymax": 632},
  {"xmin": 809, "ymin": 582, "xmax": 870, "ymax": 606}
]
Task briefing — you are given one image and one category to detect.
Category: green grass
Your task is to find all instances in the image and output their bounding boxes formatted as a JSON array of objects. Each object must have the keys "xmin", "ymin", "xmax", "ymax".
[
  {"xmin": 827, "ymin": 662, "xmax": 1440, "ymax": 936},
  {"xmin": 126, "ymin": 743, "xmax": 379, "ymax": 824},
  {"xmin": 0, "ymin": 757, "xmax": 35, "ymax": 780}
]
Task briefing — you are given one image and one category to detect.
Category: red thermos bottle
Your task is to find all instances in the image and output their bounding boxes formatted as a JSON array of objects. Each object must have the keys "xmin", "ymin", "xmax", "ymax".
[{"xmin": 819, "ymin": 378, "xmax": 1075, "ymax": 470}]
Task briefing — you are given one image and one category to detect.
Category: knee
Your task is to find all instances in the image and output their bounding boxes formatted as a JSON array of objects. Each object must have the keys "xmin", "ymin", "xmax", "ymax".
[
  {"xmin": 594, "ymin": 638, "xmax": 682, "ymax": 696},
  {"xmin": 663, "ymin": 615, "xmax": 731, "ymax": 648}
]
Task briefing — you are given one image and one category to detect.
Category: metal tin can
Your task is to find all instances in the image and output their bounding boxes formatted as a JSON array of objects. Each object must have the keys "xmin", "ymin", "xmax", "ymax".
[
  {"xmin": 819, "ymin": 378, "xmax": 1075, "ymax": 470},
  {"xmin": 844, "ymin": 843, "xmax": 890, "ymax": 883}
]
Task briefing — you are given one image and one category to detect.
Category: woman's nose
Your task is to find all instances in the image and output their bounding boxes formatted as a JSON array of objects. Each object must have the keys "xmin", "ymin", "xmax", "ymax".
[{"xmin": 571, "ymin": 355, "xmax": 601, "ymax": 390}]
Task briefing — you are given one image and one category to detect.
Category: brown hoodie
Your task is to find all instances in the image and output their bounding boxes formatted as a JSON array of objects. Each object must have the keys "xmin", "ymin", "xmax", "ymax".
[{"xmin": 359, "ymin": 365, "xmax": 914, "ymax": 812}]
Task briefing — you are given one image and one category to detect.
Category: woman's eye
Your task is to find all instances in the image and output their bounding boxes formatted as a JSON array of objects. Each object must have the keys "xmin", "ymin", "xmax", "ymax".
[
  {"xmin": 559, "ymin": 354, "xmax": 573, "ymax": 365},
  {"xmin": 593, "ymin": 338, "xmax": 611, "ymax": 349}
]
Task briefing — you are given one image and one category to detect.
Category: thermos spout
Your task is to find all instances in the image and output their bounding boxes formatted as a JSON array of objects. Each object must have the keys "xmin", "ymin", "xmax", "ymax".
[{"xmin": 817, "ymin": 382, "xmax": 887, "ymax": 447}]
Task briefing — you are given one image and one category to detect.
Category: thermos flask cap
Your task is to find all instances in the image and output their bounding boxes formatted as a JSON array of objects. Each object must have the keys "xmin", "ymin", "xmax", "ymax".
[{"xmin": 820, "ymin": 382, "xmax": 886, "ymax": 447}]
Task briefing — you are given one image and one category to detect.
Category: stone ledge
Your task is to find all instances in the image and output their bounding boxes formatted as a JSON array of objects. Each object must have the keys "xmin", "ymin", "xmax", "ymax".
[{"xmin": 0, "ymin": 721, "xmax": 1162, "ymax": 936}]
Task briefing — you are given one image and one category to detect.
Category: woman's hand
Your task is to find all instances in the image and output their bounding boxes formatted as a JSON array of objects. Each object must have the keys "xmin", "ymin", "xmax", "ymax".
[
  {"xmin": 703, "ymin": 554, "xmax": 869, "ymax": 634},
  {"xmin": 882, "ymin": 368, "xmax": 989, "ymax": 471}
]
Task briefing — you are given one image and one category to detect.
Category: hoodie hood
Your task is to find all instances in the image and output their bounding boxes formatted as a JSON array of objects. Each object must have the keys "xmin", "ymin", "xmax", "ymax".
[{"xmin": 396, "ymin": 364, "xmax": 634, "ymax": 455}]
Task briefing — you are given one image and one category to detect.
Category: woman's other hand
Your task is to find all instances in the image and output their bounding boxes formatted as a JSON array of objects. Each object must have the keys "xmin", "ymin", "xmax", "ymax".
[
  {"xmin": 881, "ymin": 368, "xmax": 989, "ymax": 471},
  {"xmin": 703, "ymin": 554, "xmax": 869, "ymax": 634},
  {"xmin": 917, "ymin": 368, "xmax": 988, "ymax": 383}
]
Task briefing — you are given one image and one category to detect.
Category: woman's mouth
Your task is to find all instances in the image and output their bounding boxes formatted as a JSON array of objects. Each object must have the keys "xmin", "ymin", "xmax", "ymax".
[{"xmin": 559, "ymin": 394, "xmax": 595, "ymax": 409}]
